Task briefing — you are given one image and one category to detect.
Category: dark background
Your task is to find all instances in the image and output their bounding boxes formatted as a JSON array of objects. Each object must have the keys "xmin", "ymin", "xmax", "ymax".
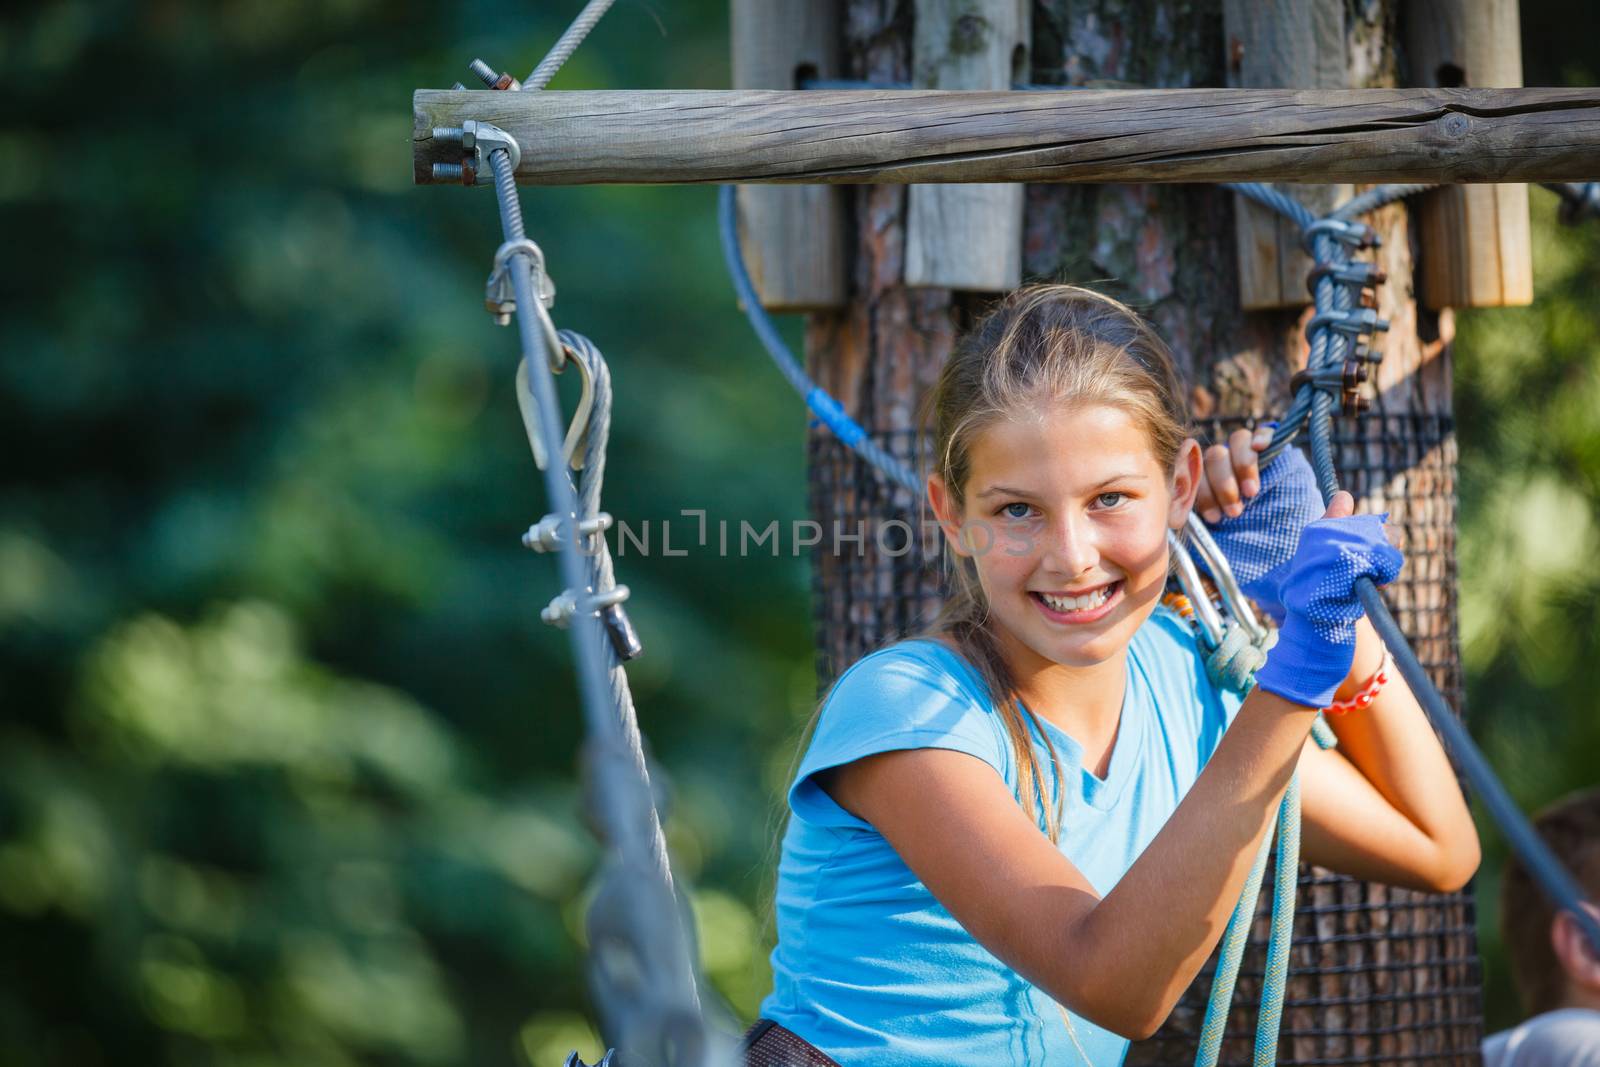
[{"xmin": 1, "ymin": 1, "xmax": 1597, "ymax": 1064}]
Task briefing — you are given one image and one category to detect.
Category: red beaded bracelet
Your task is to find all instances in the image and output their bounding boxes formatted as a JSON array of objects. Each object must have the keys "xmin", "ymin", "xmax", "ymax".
[{"xmin": 1323, "ymin": 651, "xmax": 1392, "ymax": 715}]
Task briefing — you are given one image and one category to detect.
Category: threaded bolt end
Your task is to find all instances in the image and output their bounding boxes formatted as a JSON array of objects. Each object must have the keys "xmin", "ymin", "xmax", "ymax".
[
  {"xmin": 468, "ymin": 58, "xmax": 499, "ymax": 87},
  {"xmin": 431, "ymin": 162, "xmax": 465, "ymax": 183},
  {"xmin": 433, "ymin": 126, "xmax": 465, "ymax": 144}
]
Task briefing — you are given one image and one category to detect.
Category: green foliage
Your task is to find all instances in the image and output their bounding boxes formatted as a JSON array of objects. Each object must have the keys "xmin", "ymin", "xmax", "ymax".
[
  {"xmin": 1456, "ymin": 191, "xmax": 1600, "ymax": 1033},
  {"xmin": 0, "ymin": 2, "xmax": 805, "ymax": 1064}
]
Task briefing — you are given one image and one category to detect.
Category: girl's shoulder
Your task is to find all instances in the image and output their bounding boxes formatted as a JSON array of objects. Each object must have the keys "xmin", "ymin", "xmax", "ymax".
[
  {"xmin": 790, "ymin": 637, "xmax": 1010, "ymax": 831},
  {"xmin": 821, "ymin": 636, "xmax": 996, "ymax": 725}
]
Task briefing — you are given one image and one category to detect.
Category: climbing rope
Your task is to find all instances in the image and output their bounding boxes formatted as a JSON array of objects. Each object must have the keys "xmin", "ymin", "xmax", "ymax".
[
  {"xmin": 480, "ymin": 136, "xmax": 728, "ymax": 1067},
  {"xmin": 716, "ymin": 188, "xmax": 923, "ymax": 496},
  {"xmin": 524, "ymin": 0, "xmax": 618, "ymax": 91},
  {"xmin": 1236, "ymin": 181, "xmax": 1600, "ymax": 970}
]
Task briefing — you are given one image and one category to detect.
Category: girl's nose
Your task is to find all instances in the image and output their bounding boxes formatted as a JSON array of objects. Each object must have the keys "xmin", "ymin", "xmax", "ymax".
[{"xmin": 1042, "ymin": 511, "xmax": 1098, "ymax": 579}]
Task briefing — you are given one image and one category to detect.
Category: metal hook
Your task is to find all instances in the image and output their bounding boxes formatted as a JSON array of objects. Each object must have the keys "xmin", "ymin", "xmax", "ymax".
[
  {"xmin": 517, "ymin": 341, "xmax": 594, "ymax": 472},
  {"xmin": 1168, "ymin": 530, "xmax": 1227, "ymax": 650},
  {"xmin": 1184, "ymin": 514, "xmax": 1270, "ymax": 645}
]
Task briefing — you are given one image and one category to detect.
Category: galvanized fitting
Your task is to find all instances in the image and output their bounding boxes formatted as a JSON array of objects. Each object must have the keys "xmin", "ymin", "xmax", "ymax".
[
  {"xmin": 1308, "ymin": 307, "xmax": 1389, "ymax": 338},
  {"xmin": 487, "ymin": 236, "xmax": 556, "ymax": 323},
  {"xmin": 1307, "ymin": 260, "xmax": 1386, "ymax": 295},
  {"xmin": 429, "ymin": 120, "xmax": 519, "ymax": 186},
  {"xmin": 523, "ymin": 512, "xmax": 613, "ymax": 553},
  {"xmin": 1303, "ymin": 218, "xmax": 1380, "ymax": 253},
  {"xmin": 540, "ymin": 585, "xmax": 630, "ymax": 629},
  {"xmin": 469, "ymin": 58, "xmax": 522, "ymax": 91}
]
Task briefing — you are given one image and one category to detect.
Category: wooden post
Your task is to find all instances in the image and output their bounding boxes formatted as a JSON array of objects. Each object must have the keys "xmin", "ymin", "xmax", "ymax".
[
  {"xmin": 1406, "ymin": 0, "xmax": 1533, "ymax": 308},
  {"xmin": 730, "ymin": 0, "xmax": 847, "ymax": 311},
  {"xmin": 904, "ymin": 0, "xmax": 1029, "ymax": 291},
  {"xmin": 411, "ymin": 87, "xmax": 1600, "ymax": 186},
  {"xmin": 1224, "ymin": 0, "xmax": 1352, "ymax": 310}
]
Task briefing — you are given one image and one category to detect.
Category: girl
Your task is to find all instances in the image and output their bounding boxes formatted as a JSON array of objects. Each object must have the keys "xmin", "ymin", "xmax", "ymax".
[{"xmin": 755, "ymin": 285, "xmax": 1480, "ymax": 1066}]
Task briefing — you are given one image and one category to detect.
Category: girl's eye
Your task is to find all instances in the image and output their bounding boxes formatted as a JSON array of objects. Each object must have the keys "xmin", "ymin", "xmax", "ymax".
[
  {"xmin": 1000, "ymin": 502, "xmax": 1035, "ymax": 520},
  {"xmin": 1095, "ymin": 492, "xmax": 1127, "ymax": 509}
]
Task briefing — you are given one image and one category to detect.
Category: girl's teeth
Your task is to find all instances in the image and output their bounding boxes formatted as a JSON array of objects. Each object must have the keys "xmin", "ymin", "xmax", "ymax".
[{"xmin": 1041, "ymin": 585, "xmax": 1112, "ymax": 613}]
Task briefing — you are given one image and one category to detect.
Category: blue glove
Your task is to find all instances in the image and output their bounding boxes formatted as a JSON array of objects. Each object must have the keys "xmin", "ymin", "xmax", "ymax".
[
  {"xmin": 1252, "ymin": 513, "xmax": 1404, "ymax": 708},
  {"xmin": 1197, "ymin": 446, "xmax": 1324, "ymax": 623}
]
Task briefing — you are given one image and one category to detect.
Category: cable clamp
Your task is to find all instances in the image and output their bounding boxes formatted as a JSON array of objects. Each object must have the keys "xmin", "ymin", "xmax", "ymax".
[
  {"xmin": 1302, "ymin": 218, "xmax": 1379, "ymax": 253},
  {"xmin": 429, "ymin": 119, "xmax": 521, "ymax": 187},
  {"xmin": 541, "ymin": 584, "xmax": 629, "ymax": 628},
  {"xmin": 1306, "ymin": 260, "xmax": 1387, "ymax": 296},
  {"xmin": 540, "ymin": 585, "xmax": 642, "ymax": 660},
  {"xmin": 1308, "ymin": 307, "xmax": 1389, "ymax": 339},
  {"xmin": 1290, "ymin": 361, "xmax": 1370, "ymax": 416},
  {"xmin": 486, "ymin": 237, "xmax": 557, "ymax": 325},
  {"xmin": 523, "ymin": 512, "xmax": 612, "ymax": 553}
]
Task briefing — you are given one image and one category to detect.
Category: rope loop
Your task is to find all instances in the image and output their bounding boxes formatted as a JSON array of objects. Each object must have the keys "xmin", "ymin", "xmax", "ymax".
[{"xmin": 1204, "ymin": 623, "xmax": 1271, "ymax": 694}]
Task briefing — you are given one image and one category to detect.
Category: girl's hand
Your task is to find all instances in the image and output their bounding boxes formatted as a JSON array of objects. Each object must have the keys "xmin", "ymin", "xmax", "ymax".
[
  {"xmin": 1193, "ymin": 424, "xmax": 1276, "ymax": 524},
  {"xmin": 1191, "ymin": 436, "xmax": 1325, "ymax": 622},
  {"xmin": 1251, "ymin": 493, "xmax": 1403, "ymax": 709}
]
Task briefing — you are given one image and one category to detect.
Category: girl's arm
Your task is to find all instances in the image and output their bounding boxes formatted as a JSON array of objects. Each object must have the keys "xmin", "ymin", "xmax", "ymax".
[
  {"xmin": 825, "ymin": 688, "xmax": 1320, "ymax": 1040},
  {"xmin": 1297, "ymin": 617, "xmax": 1481, "ymax": 892}
]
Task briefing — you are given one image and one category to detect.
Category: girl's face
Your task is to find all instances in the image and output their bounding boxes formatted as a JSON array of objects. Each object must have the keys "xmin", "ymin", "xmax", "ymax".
[{"xmin": 931, "ymin": 402, "xmax": 1201, "ymax": 672}]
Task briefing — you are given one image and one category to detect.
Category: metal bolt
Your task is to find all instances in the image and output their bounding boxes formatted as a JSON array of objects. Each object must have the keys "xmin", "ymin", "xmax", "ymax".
[
  {"xmin": 450, "ymin": 81, "xmax": 467, "ymax": 91},
  {"xmin": 469, "ymin": 58, "xmax": 499, "ymax": 86},
  {"xmin": 431, "ymin": 162, "xmax": 465, "ymax": 182},
  {"xmin": 469, "ymin": 58, "xmax": 521, "ymax": 91},
  {"xmin": 433, "ymin": 126, "xmax": 465, "ymax": 144}
]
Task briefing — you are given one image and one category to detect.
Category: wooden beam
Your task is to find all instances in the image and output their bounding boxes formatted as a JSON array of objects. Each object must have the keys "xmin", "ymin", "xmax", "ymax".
[
  {"xmin": 904, "ymin": 0, "xmax": 1029, "ymax": 291},
  {"xmin": 1407, "ymin": 0, "xmax": 1533, "ymax": 308},
  {"xmin": 1224, "ymin": 0, "xmax": 1351, "ymax": 310},
  {"xmin": 730, "ymin": 0, "xmax": 847, "ymax": 311},
  {"xmin": 414, "ymin": 87, "xmax": 1600, "ymax": 186}
]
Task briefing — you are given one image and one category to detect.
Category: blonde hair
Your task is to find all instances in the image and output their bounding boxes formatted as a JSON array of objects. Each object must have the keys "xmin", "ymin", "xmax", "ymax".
[{"xmin": 916, "ymin": 284, "xmax": 1193, "ymax": 840}]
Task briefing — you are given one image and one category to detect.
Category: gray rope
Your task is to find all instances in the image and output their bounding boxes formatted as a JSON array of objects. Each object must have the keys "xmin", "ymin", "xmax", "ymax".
[
  {"xmin": 716, "ymin": 185, "xmax": 924, "ymax": 497},
  {"xmin": 1336, "ymin": 183, "xmax": 1437, "ymax": 220},
  {"xmin": 1259, "ymin": 179, "xmax": 1600, "ymax": 963},
  {"xmin": 524, "ymin": 0, "xmax": 617, "ymax": 91},
  {"xmin": 489, "ymin": 147, "xmax": 724, "ymax": 1066},
  {"xmin": 1225, "ymin": 182, "xmax": 1317, "ymax": 231},
  {"xmin": 557, "ymin": 330, "xmax": 677, "ymax": 888}
]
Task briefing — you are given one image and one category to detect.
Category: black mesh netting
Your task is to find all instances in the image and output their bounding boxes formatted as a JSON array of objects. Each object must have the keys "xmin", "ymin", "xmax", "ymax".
[{"xmin": 805, "ymin": 414, "xmax": 1482, "ymax": 1066}]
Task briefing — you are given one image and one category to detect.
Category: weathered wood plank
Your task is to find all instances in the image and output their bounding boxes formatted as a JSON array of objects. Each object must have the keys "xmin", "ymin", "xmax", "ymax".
[
  {"xmin": 904, "ymin": 0, "xmax": 1029, "ymax": 291},
  {"xmin": 1224, "ymin": 0, "xmax": 1351, "ymax": 309},
  {"xmin": 414, "ymin": 87, "xmax": 1600, "ymax": 186},
  {"xmin": 1407, "ymin": 0, "xmax": 1533, "ymax": 308},
  {"xmin": 731, "ymin": 0, "xmax": 847, "ymax": 311}
]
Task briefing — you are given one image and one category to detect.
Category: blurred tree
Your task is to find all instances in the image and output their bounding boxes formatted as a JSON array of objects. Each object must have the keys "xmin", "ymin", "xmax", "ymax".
[{"xmin": 0, "ymin": 2, "xmax": 805, "ymax": 1065}]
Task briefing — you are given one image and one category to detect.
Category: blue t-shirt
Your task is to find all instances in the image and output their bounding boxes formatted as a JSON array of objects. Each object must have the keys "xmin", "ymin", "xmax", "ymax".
[{"xmin": 760, "ymin": 606, "xmax": 1245, "ymax": 1066}]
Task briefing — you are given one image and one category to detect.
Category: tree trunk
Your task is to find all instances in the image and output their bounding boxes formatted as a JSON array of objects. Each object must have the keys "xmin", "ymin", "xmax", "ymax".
[{"xmin": 807, "ymin": 0, "xmax": 1481, "ymax": 1063}]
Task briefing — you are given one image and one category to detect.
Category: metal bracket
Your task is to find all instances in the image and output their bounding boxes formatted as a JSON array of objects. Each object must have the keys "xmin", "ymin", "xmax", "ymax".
[
  {"xmin": 524, "ymin": 512, "xmax": 613, "ymax": 553},
  {"xmin": 1308, "ymin": 307, "xmax": 1389, "ymax": 339},
  {"xmin": 430, "ymin": 120, "xmax": 522, "ymax": 186},
  {"xmin": 1302, "ymin": 218, "xmax": 1379, "ymax": 253},
  {"xmin": 1307, "ymin": 260, "xmax": 1386, "ymax": 295},
  {"xmin": 487, "ymin": 237, "xmax": 557, "ymax": 324}
]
